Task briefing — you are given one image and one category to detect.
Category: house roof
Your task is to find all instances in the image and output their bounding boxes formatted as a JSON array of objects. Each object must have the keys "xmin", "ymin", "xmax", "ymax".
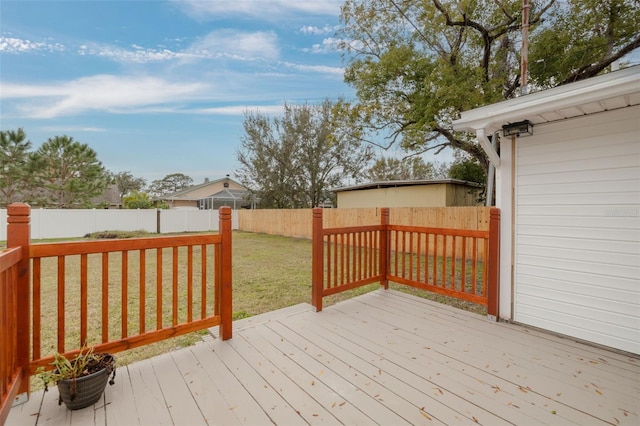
[
  {"xmin": 333, "ymin": 179, "xmax": 482, "ymax": 193},
  {"xmin": 205, "ymin": 189, "xmax": 247, "ymax": 201},
  {"xmin": 91, "ymin": 184, "xmax": 121, "ymax": 206},
  {"xmin": 453, "ymin": 66, "xmax": 640, "ymax": 134},
  {"xmin": 162, "ymin": 176, "xmax": 245, "ymax": 201}
]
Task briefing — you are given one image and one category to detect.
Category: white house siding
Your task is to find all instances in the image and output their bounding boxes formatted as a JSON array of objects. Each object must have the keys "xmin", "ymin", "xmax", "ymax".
[{"xmin": 514, "ymin": 105, "xmax": 640, "ymax": 354}]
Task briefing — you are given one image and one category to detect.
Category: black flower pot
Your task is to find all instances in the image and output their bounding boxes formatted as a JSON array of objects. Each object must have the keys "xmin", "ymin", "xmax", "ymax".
[{"xmin": 57, "ymin": 354, "xmax": 116, "ymax": 410}]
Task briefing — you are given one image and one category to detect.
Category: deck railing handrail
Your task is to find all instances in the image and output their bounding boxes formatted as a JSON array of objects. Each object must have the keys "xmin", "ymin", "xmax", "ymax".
[
  {"xmin": 0, "ymin": 247, "xmax": 24, "ymax": 426},
  {"xmin": 312, "ymin": 207, "xmax": 500, "ymax": 318},
  {"xmin": 0, "ymin": 203, "xmax": 233, "ymax": 421}
]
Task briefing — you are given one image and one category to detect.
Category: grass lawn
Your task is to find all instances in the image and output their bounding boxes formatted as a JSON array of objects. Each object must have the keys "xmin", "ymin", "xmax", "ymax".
[{"xmin": 24, "ymin": 230, "xmax": 485, "ymax": 390}]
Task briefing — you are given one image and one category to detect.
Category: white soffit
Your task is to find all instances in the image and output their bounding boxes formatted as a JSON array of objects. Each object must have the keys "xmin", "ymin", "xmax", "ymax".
[{"xmin": 453, "ymin": 66, "xmax": 640, "ymax": 133}]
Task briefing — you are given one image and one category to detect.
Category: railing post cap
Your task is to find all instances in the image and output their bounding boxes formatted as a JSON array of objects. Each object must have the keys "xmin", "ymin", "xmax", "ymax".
[{"xmin": 8, "ymin": 203, "xmax": 31, "ymax": 216}]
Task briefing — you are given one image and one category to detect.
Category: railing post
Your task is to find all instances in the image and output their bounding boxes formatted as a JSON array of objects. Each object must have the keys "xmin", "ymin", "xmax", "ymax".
[
  {"xmin": 380, "ymin": 208, "xmax": 389, "ymax": 289},
  {"xmin": 7, "ymin": 203, "xmax": 31, "ymax": 396},
  {"xmin": 311, "ymin": 208, "xmax": 324, "ymax": 312},
  {"xmin": 218, "ymin": 206, "xmax": 233, "ymax": 340},
  {"xmin": 487, "ymin": 208, "xmax": 500, "ymax": 321}
]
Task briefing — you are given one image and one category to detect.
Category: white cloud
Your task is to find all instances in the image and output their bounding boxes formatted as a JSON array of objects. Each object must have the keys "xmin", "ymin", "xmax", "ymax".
[
  {"xmin": 302, "ymin": 37, "xmax": 342, "ymax": 54},
  {"xmin": 188, "ymin": 30, "xmax": 280, "ymax": 61},
  {"xmin": 193, "ymin": 105, "xmax": 285, "ymax": 116},
  {"xmin": 77, "ymin": 43, "xmax": 184, "ymax": 63},
  {"xmin": 0, "ymin": 36, "xmax": 65, "ymax": 54},
  {"xmin": 2, "ymin": 75, "xmax": 210, "ymax": 118},
  {"xmin": 180, "ymin": 0, "xmax": 341, "ymax": 20},
  {"xmin": 282, "ymin": 62, "xmax": 344, "ymax": 76},
  {"xmin": 299, "ymin": 25, "xmax": 338, "ymax": 35}
]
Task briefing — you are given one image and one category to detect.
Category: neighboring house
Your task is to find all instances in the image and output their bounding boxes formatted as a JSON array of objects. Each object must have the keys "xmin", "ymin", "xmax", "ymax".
[
  {"xmin": 333, "ymin": 179, "xmax": 482, "ymax": 208},
  {"xmin": 162, "ymin": 176, "xmax": 254, "ymax": 210},
  {"xmin": 453, "ymin": 66, "xmax": 640, "ymax": 354},
  {"xmin": 91, "ymin": 184, "xmax": 121, "ymax": 209}
]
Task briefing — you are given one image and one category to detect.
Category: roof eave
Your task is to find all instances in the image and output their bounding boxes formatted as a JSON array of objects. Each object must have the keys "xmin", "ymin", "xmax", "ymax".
[{"xmin": 453, "ymin": 66, "xmax": 640, "ymax": 133}]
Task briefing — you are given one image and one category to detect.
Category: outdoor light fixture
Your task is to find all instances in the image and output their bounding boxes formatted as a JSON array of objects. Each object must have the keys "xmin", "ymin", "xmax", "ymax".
[{"xmin": 502, "ymin": 120, "xmax": 533, "ymax": 137}]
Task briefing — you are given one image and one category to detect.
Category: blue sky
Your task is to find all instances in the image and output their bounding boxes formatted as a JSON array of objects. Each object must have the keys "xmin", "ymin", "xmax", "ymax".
[{"xmin": 0, "ymin": 0, "xmax": 360, "ymax": 184}]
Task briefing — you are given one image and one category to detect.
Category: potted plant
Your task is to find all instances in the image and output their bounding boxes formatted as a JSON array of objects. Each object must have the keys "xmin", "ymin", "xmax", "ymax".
[{"xmin": 39, "ymin": 346, "xmax": 116, "ymax": 410}]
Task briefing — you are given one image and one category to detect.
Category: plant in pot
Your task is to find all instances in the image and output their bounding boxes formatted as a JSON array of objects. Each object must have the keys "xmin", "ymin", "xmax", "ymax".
[{"xmin": 39, "ymin": 346, "xmax": 116, "ymax": 410}]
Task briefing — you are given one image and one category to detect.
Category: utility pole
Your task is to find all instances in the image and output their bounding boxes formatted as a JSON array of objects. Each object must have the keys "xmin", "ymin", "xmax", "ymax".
[{"xmin": 521, "ymin": 0, "xmax": 530, "ymax": 95}]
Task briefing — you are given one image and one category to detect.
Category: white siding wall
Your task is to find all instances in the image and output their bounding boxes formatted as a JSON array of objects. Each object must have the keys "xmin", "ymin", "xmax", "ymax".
[{"xmin": 514, "ymin": 106, "xmax": 640, "ymax": 354}]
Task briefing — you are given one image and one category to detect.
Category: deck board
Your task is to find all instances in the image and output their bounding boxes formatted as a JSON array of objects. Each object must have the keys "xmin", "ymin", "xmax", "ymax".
[
  {"xmin": 104, "ymin": 365, "xmax": 140, "ymax": 426},
  {"xmin": 326, "ymin": 292, "xmax": 607, "ymax": 424},
  {"xmin": 169, "ymin": 346, "xmax": 241, "ymax": 426},
  {"xmin": 343, "ymin": 292, "xmax": 638, "ymax": 419},
  {"xmin": 7, "ymin": 289, "xmax": 640, "ymax": 426}
]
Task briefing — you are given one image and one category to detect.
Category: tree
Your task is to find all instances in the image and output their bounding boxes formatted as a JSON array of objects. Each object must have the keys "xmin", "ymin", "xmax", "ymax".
[
  {"xmin": 30, "ymin": 136, "xmax": 109, "ymax": 208},
  {"xmin": 123, "ymin": 190, "xmax": 154, "ymax": 209},
  {"xmin": 367, "ymin": 156, "xmax": 437, "ymax": 181},
  {"xmin": 529, "ymin": 0, "xmax": 640, "ymax": 87},
  {"xmin": 0, "ymin": 128, "xmax": 35, "ymax": 206},
  {"xmin": 113, "ymin": 171, "xmax": 146, "ymax": 205},
  {"xmin": 337, "ymin": 0, "xmax": 640, "ymax": 171},
  {"xmin": 236, "ymin": 100, "xmax": 374, "ymax": 208},
  {"xmin": 148, "ymin": 173, "xmax": 193, "ymax": 198},
  {"xmin": 448, "ymin": 157, "xmax": 485, "ymax": 184}
]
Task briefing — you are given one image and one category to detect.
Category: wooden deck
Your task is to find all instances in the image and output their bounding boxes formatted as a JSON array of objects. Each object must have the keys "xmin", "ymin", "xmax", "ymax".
[{"xmin": 7, "ymin": 289, "xmax": 640, "ymax": 425}]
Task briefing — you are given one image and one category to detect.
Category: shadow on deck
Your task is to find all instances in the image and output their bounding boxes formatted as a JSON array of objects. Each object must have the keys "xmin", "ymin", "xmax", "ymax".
[{"xmin": 7, "ymin": 289, "xmax": 640, "ymax": 425}]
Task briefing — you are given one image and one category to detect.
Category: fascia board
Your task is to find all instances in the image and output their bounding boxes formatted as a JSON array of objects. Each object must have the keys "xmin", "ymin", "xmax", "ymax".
[{"xmin": 453, "ymin": 66, "xmax": 640, "ymax": 132}]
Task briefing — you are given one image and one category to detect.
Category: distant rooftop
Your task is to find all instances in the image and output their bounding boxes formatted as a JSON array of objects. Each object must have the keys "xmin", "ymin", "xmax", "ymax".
[{"xmin": 333, "ymin": 179, "xmax": 483, "ymax": 193}]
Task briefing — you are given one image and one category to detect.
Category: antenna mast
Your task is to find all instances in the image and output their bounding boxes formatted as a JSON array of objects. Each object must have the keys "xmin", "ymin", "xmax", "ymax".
[{"xmin": 521, "ymin": 0, "xmax": 530, "ymax": 95}]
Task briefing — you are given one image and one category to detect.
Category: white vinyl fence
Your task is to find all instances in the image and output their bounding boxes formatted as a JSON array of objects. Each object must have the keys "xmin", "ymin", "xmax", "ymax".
[{"xmin": 0, "ymin": 208, "xmax": 239, "ymax": 240}]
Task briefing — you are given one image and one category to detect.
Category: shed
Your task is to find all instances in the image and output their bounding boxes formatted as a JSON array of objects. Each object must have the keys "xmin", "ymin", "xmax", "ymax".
[
  {"xmin": 453, "ymin": 66, "xmax": 640, "ymax": 354},
  {"xmin": 333, "ymin": 179, "xmax": 482, "ymax": 208}
]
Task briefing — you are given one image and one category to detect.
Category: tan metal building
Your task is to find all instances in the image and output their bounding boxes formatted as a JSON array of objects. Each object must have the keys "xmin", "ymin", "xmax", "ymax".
[{"xmin": 333, "ymin": 179, "xmax": 482, "ymax": 208}]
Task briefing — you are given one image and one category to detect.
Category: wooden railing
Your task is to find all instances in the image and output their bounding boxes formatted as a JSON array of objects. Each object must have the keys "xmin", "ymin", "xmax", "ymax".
[
  {"xmin": 0, "ymin": 203, "xmax": 233, "ymax": 421},
  {"xmin": 0, "ymin": 247, "xmax": 24, "ymax": 426},
  {"xmin": 312, "ymin": 207, "xmax": 500, "ymax": 318}
]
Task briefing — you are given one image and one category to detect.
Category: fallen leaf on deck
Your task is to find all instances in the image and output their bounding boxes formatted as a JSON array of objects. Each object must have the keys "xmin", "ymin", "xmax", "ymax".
[{"xmin": 419, "ymin": 408, "xmax": 432, "ymax": 420}]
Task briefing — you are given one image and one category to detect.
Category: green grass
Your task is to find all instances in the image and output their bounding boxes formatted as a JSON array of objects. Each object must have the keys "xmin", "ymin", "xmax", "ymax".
[{"xmin": 22, "ymin": 230, "xmax": 485, "ymax": 391}]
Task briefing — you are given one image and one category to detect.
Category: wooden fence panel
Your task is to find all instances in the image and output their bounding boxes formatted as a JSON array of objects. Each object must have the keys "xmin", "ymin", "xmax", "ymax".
[{"xmin": 239, "ymin": 207, "xmax": 490, "ymax": 239}]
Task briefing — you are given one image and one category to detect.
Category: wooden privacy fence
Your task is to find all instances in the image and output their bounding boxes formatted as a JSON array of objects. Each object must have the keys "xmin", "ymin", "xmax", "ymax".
[
  {"xmin": 239, "ymin": 207, "xmax": 490, "ymax": 239},
  {"xmin": 312, "ymin": 207, "xmax": 500, "ymax": 317},
  {"xmin": 0, "ymin": 204, "xmax": 233, "ymax": 423}
]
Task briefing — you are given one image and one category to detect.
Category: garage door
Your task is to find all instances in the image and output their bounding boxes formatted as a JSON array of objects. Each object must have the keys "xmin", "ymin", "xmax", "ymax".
[{"xmin": 515, "ymin": 105, "xmax": 640, "ymax": 354}]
